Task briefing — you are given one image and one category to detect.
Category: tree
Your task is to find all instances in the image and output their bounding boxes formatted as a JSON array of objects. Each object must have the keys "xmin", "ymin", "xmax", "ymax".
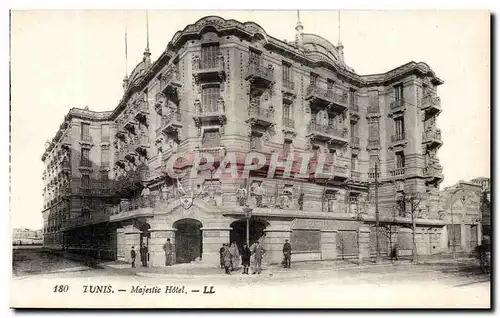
[{"xmin": 397, "ymin": 191, "xmax": 424, "ymax": 263}]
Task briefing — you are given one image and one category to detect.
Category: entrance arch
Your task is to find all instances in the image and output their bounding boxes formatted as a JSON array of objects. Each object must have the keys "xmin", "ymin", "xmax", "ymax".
[
  {"xmin": 173, "ymin": 218, "xmax": 203, "ymax": 263},
  {"xmin": 230, "ymin": 218, "xmax": 269, "ymax": 252}
]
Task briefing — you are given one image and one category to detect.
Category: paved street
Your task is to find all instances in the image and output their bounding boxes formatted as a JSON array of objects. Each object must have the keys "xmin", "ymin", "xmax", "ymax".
[{"xmin": 11, "ymin": 248, "xmax": 491, "ymax": 308}]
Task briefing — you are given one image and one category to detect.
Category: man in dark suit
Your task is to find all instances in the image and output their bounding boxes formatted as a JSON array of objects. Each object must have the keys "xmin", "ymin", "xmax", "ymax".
[
  {"xmin": 283, "ymin": 240, "xmax": 292, "ymax": 268},
  {"xmin": 130, "ymin": 246, "xmax": 136, "ymax": 268}
]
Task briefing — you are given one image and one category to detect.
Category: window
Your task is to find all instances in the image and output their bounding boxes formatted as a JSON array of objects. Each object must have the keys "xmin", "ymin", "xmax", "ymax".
[
  {"xmin": 250, "ymin": 134, "xmax": 262, "ymax": 150},
  {"xmin": 448, "ymin": 224, "xmax": 461, "ymax": 247},
  {"xmin": 81, "ymin": 123, "xmax": 90, "ymax": 138},
  {"xmin": 283, "ymin": 104, "xmax": 293, "ymax": 127},
  {"xmin": 369, "ymin": 155, "xmax": 379, "ymax": 170},
  {"xmin": 396, "ymin": 151, "xmax": 405, "ymax": 168},
  {"xmin": 101, "ymin": 124, "xmax": 109, "ymax": 142},
  {"xmin": 291, "ymin": 230, "xmax": 321, "ymax": 252},
  {"xmin": 313, "ymin": 146, "xmax": 320, "ymax": 160},
  {"xmin": 394, "ymin": 117, "xmax": 405, "ymax": 139},
  {"xmin": 351, "ymin": 154, "xmax": 358, "ymax": 171},
  {"xmin": 202, "ymin": 129, "xmax": 220, "ymax": 148},
  {"xmin": 394, "ymin": 84, "xmax": 404, "ymax": 103},
  {"xmin": 81, "ymin": 149, "xmax": 90, "ymax": 167},
  {"xmin": 201, "ymin": 85, "xmax": 220, "ymax": 113},
  {"xmin": 368, "ymin": 119, "xmax": 379, "ymax": 140},
  {"xmin": 282, "ymin": 62, "xmax": 292, "ymax": 84},
  {"xmin": 283, "ymin": 140, "xmax": 292, "ymax": 157},
  {"xmin": 328, "ymin": 148, "xmax": 336, "ymax": 165},
  {"xmin": 350, "ymin": 88, "xmax": 357, "ymax": 105},
  {"xmin": 310, "ymin": 73, "xmax": 318, "ymax": 87},
  {"xmin": 200, "ymin": 43, "xmax": 220, "ymax": 69},
  {"xmin": 398, "ymin": 197, "xmax": 406, "ymax": 216},
  {"xmin": 350, "ymin": 121, "xmax": 357, "ymax": 139},
  {"xmin": 81, "ymin": 174, "xmax": 90, "ymax": 188},
  {"xmin": 327, "ymin": 79, "xmax": 334, "ymax": 90},
  {"xmin": 101, "ymin": 148, "xmax": 109, "ymax": 166},
  {"xmin": 249, "ymin": 49, "xmax": 261, "ymax": 65}
]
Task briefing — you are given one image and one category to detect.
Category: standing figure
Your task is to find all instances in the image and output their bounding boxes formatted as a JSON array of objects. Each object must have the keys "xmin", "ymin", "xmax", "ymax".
[
  {"xmin": 223, "ymin": 244, "xmax": 232, "ymax": 275},
  {"xmin": 241, "ymin": 243, "xmax": 251, "ymax": 275},
  {"xmin": 219, "ymin": 244, "xmax": 227, "ymax": 269},
  {"xmin": 251, "ymin": 241, "xmax": 266, "ymax": 275},
  {"xmin": 229, "ymin": 242, "xmax": 240, "ymax": 271},
  {"xmin": 163, "ymin": 238, "xmax": 173, "ymax": 266},
  {"xmin": 140, "ymin": 243, "xmax": 148, "ymax": 267},
  {"xmin": 130, "ymin": 246, "xmax": 136, "ymax": 268},
  {"xmin": 391, "ymin": 243, "xmax": 399, "ymax": 261},
  {"xmin": 282, "ymin": 239, "xmax": 292, "ymax": 268}
]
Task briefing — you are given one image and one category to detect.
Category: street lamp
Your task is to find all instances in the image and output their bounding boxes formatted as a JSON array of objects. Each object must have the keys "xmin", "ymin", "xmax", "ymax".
[{"xmin": 243, "ymin": 206, "xmax": 253, "ymax": 247}]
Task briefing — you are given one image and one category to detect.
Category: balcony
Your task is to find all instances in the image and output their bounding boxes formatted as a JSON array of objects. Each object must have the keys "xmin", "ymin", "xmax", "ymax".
[
  {"xmin": 124, "ymin": 119, "xmax": 138, "ymax": 132},
  {"xmin": 306, "ymin": 123, "xmax": 348, "ymax": 145},
  {"xmin": 108, "ymin": 195, "xmax": 156, "ymax": 222},
  {"xmin": 80, "ymin": 134, "xmax": 93, "ymax": 146},
  {"xmin": 160, "ymin": 69, "xmax": 182, "ymax": 95},
  {"xmin": 133, "ymin": 100, "xmax": 149, "ymax": 123},
  {"xmin": 424, "ymin": 164, "xmax": 444, "ymax": 183},
  {"xmin": 390, "ymin": 167, "xmax": 406, "ymax": 178},
  {"xmin": 351, "ymin": 136, "xmax": 360, "ymax": 149},
  {"xmin": 367, "ymin": 138, "xmax": 381, "ymax": 150},
  {"xmin": 193, "ymin": 54, "xmax": 225, "ymax": 82},
  {"xmin": 245, "ymin": 63, "xmax": 274, "ymax": 88},
  {"xmin": 308, "ymin": 159, "xmax": 349, "ymax": 181},
  {"xmin": 195, "ymin": 146, "xmax": 226, "ymax": 165},
  {"xmin": 158, "ymin": 111, "xmax": 182, "ymax": 136},
  {"xmin": 281, "ymin": 80, "xmax": 296, "ymax": 102},
  {"xmin": 193, "ymin": 97, "xmax": 227, "ymax": 126},
  {"xmin": 282, "ymin": 117, "xmax": 295, "ymax": 134},
  {"xmin": 62, "ymin": 160, "xmax": 71, "ymax": 172},
  {"xmin": 246, "ymin": 105, "xmax": 275, "ymax": 128},
  {"xmin": 368, "ymin": 169, "xmax": 380, "ymax": 180},
  {"xmin": 422, "ymin": 129, "xmax": 443, "ymax": 149},
  {"xmin": 390, "ymin": 99, "xmax": 406, "ymax": 113},
  {"xmin": 74, "ymin": 186, "xmax": 111, "ymax": 197},
  {"xmin": 132, "ymin": 135, "xmax": 150, "ymax": 153},
  {"xmin": 305, "ymin": 85, "xmax": 334, "ymax": 107},
  {"xmin": 350, "ymin": 170, "xmax": 362, "ymax": 181},
  {"xmin": 421, "ymin": 94, "xmax": 442, "ymax": 117},
  {"xmin": 99, "ymin": 162, "xmax": 110, "ymax": 172},
  {"xmin": 78, "ymin": 161, "xmax": 92, "ymax": 171},
  {"xmin": 391, "ymin": 133, "xmax": 406, "ymax": 146}
]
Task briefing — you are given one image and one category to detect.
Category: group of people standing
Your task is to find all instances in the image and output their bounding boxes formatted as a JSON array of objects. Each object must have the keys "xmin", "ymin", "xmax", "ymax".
[
  {"xmin": 219, "ymin": 241, "xmax": 267, "ymax": 275},
  {"xmin": 130, "ymin": 243, "xmax": 149, "ymax": 268}
]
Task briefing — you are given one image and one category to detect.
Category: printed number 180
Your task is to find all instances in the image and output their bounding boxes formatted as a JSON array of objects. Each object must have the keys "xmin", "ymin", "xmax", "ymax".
[{"xmin": 53, "ymin": 285, "xmax": 69, "ymax": 293}]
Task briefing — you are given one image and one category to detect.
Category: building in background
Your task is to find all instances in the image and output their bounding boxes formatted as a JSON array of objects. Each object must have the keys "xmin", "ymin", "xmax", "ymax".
[
  {"xmin": 471, "ymin": 177, "xmax": 491, "ymax": 240},
  {"xmin": 12, "ymin": 228, "xmax": 43, "ymax": 245},
  {"xmin": 40, "ymin": 15, "xmax": 481, "ymax": 266}
]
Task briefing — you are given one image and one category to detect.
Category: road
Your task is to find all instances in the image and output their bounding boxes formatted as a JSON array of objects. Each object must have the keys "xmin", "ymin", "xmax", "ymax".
[{"xmin": 11, "ymin": 248, "xmax": 491, "ymax": 308}]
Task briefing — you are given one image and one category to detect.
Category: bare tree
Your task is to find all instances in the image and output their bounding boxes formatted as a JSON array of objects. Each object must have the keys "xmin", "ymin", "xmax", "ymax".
[{"xmin": 397, "ymin": 192, "xmax": 424, "ymax": 263}]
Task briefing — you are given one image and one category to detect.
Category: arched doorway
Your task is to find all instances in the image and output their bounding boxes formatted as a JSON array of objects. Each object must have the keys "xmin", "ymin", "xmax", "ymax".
[
  {"xmin": 230, "ymin": 218, "xmax": 269, "ymax": 252},
  {"xmin": 173, "ymin": 218, "xmax": 203, "ymax": 263}
]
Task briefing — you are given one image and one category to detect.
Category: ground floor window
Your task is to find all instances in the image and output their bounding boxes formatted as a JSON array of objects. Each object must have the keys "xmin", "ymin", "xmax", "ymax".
[{"xmin": 290, "ymin": 230, "xmax": 321, "ymax": 252}]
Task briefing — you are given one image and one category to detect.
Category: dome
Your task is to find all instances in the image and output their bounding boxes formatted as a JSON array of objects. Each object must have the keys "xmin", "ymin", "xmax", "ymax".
[
  {"xmin": 127, "ymin": 60, "xmax": 147, "ymax": 89},
  {"xmin": 302, "ymin": 33, "xmax": 341, "ymax": 63}
]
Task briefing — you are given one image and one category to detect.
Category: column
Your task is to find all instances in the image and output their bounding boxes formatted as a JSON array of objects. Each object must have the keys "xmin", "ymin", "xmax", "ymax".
[
  {"xmin": 200, "ymin": 227, "xmax": 231, "ymax": 266},
  {"xmin": 477, "ymin": 223, "xmax": 482, "ymax": 243},
  {"xmin": 357, "ymin": 225, "xmax": 371, "ymax": 263},
  {"xmin": 148, "ymin": 228, "xmax": 177, "ymax": 267},
  {"xmin": 263, "ymin": 225, "xmax": 291, "ymax": 265},
  {"xmin": 320, "ymin": 230, "xmax": 337, "ymax": 260},
  {"xmin": 116, "ymin": 228, "xmax": 126, "ymax": 262},
  {"xmin": 123, "ymin": 224, "xmax": 141, "ymax": 264}
]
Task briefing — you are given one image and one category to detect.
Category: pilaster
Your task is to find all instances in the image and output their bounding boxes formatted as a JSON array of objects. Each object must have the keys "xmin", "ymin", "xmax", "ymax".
[
  {"xmin": 200, "ymin": 227, "xmax": 231, "ymax": 266},
  {"xmin": 320, "ymin": 230, "xmax": 337, "ymax": 260},
  {"xmin": 148, "ymin": 228, "xmax": 177, "ymax": 267}
]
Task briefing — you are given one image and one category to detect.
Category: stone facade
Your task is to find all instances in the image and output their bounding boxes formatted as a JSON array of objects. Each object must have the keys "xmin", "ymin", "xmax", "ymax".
[{"xmin": 41, "ymin": 16, "xmax": 482, "ymax": 266}]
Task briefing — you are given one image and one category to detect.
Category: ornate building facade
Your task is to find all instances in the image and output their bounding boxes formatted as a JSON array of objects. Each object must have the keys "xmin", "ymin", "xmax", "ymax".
[{"xmin": 41, "ymin": 15, "xmax": 482, "ymax": 266}]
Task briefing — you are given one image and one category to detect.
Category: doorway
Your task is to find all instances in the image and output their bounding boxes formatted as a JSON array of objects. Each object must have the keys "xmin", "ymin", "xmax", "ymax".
[
  {"xmin": 173, "ymin": 218, "xmax": 203, "ymax": 263},
  {"xmin": 230, "ymin": 218, "xmax": 269, "ymax": 252}
]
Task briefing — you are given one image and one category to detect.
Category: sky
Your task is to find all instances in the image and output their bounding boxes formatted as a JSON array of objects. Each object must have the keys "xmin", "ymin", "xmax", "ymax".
[{"xmin": 10, "ymin": 10, "xmax": 490, "ymax": 229}]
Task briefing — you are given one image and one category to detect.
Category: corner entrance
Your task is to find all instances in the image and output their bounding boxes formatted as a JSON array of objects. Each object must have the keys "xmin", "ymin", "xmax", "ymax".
[
  {"xmin": 173, "ymin": 218, "xmax": 203, "ymax": 264},
  {"xmin": 230, "ymin": 218, "xmax": 269, "ymax": 252}
]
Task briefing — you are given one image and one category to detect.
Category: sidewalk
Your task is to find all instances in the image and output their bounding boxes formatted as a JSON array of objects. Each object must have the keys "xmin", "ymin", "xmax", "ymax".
[{"xmin": 100, "ymin": 258, "xmax": 416, "ymax": 278}]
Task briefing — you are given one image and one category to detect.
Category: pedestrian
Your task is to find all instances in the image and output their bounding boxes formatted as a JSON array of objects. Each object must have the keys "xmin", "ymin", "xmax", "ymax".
[
  {"xmin": 130, "ymin": 246, "xmax": 136, "ymax": 268},
  {"xmin": 163, "ymin": 238, "xmax": 173, "ymax": 266},
  {"xmin": 219, "ymin": 244, "xmax": 226, "ymax": 269},
  {"xmin": 282, "ymin": 239, "xmax": 292, "ymax": 268},
  {"xmin": 241, "ymin": 243, "xmax": 251, "ymax": 275},
  {"xmin": 251, "ymin": 241, "xmax": 266, "ymax": 274},
  {"xmin": 223, "ymin": 244, "xmax": 232, "ymax": 275},
  {"xmin": 229, "ymin": 241, "xmax": 240, "ymax": 271},
  {"xmin": 391, "ymin": 243, "xmax": 399, "ymax": 261},
  {"xmin": 140, "ymin": 243, "xmax": 149, "ymax": 267}
]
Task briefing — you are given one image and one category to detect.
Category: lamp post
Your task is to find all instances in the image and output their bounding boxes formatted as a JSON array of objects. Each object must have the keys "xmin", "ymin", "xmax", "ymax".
[{"xmin": 243, "ymin": 206, "xmax": 253, "ymax": 247}]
